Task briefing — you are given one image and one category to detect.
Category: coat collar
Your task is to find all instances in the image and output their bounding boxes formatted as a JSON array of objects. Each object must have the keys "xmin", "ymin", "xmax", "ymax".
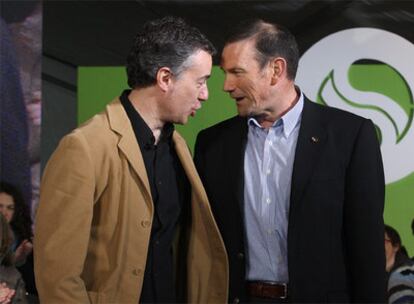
[
  {"xmin": 106, "ymin": 99, "xmax": 153, "ymax": 204},
  {"xmin": 224, "ymin": 116, "xmax": 248, "ymax": 210},
  {"xmin": 105, "ymin": 98, "xmax": 212, "ymax": 209}
]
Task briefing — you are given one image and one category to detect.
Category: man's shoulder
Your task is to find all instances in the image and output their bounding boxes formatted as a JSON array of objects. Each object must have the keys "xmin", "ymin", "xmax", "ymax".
[
  {"xmin": 304, "ymin": 98, "xmax": 369, "ymax": 127},
  {"xmin": 69, "ymin": 110, "xmax": 110, "ymax": 138},
  {"xmin": 198, "ymin": 115, "xmax": 245, "ymax": 138},
  {"xmin": 59, "ymin": 106, "xmax": 119, "ymax": 153},
  {"xmin": 388, "ymin": 261, "xmax": 414, "ymax": 301}
]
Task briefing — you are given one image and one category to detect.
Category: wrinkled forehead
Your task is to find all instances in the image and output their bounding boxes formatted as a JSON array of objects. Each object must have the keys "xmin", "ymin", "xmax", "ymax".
[{"xmin": 221, "ymin": 39, "xmax": 260, "ymax": 69}]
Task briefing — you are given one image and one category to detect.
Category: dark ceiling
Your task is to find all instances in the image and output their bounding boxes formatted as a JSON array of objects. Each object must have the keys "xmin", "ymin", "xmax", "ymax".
[{"xmin": 42, "ymin": 0, "xmax": 414, "ymax": 67}]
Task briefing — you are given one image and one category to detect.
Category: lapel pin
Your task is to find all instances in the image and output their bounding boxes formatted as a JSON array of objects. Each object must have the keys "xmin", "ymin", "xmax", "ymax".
[{"xmin": 311, "ymin": 136, "xmax": 319, "ymax": 143}]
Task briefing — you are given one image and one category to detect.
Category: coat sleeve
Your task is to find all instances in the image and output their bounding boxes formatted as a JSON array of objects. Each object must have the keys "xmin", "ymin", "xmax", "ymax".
[
  {"xmin": 344, "ymin": 119, "xmax": 386, "ymax": 302},
  {"xmin": 34, "ymin": 131, "xmax": 95, "ymax": 303}
]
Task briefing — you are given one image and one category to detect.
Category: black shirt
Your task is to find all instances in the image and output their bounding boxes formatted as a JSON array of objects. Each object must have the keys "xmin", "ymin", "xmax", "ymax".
[{"xmin": 120, "ymin": 90, "xmax": 188, "ymax": 303}]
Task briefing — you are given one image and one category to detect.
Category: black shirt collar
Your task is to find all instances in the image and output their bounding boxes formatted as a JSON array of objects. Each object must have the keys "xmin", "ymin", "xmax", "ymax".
[{"xmin": 120, "ymin": 90, "xmax": 174, "ymax": 148}]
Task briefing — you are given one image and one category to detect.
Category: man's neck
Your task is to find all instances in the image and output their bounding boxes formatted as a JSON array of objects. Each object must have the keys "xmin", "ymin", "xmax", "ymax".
[
  {"xmin": 257, "ymin": 84, "xmax": 299, "ymax": 129},
  {"xmin": 128, "ymin": 89, "xmax": 164, "ymax": 143}
]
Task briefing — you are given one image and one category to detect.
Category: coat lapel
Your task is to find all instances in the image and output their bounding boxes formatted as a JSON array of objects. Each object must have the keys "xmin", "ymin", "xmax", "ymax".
[
  {"xmin": 173, "ymin": 131, "xmax": 208, "ymax": 202},
  {"xmin": 106, "ymin": 99, "xmax": 153, "ymax": 203},
  {"xmin": 226, "ymin": 117, "xmax": 248, "ymax": 212},
  {"xmin": 290, "ymin": 99, "xmax": 327, "ymax": 220}
]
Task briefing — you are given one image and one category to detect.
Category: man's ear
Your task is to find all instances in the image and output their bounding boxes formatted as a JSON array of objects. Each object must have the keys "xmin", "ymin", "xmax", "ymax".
[
  {"xmin": 157, "ymin": 67, "xmax": 173, "ymax": 92},
  {"xmin": 270, "ymin": 57, "xmax": 286, "ymax": 86}
]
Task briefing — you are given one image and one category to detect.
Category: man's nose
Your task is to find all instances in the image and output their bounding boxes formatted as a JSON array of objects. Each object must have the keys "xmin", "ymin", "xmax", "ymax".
[
  {"xmin": 223, "ymin": 75, "xmax": 235, "ymax": 92},
  {"xmin": 198, "ymin": 85, "xmax": 208, "ymax": 101}
]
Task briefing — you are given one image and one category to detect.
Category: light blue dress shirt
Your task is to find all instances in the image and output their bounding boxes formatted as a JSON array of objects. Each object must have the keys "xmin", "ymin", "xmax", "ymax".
[{"xmin": 244, "ymin": 93, "xmax": 304, "ymax": 283}]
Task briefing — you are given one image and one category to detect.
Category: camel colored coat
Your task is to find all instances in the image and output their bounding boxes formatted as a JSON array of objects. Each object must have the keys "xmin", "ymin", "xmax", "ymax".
[{"xmin": 34, "ymin": 99, "xmax": 228, "ymax": 303}]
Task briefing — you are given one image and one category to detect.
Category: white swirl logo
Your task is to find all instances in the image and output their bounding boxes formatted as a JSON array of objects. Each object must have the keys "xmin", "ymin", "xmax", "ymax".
[{"xmin": 297, "ymin": 28, "xmax": 414, "ymax": 184}]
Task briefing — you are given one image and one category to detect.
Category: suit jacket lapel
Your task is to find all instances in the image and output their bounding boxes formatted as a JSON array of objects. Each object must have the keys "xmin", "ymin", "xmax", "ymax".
[
  {"xmin": 226, "ymin": 117, "xmax": 248, "ymax": 211},
  {"xmin": 290, "ymin": 99, "xmax": 327, "ymax": 220},
  {"xmin": 106, "ymin": 99, "xmax": 153, "ymax": 204}
]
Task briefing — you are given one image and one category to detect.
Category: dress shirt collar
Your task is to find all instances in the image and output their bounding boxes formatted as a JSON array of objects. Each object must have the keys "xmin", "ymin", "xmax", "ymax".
[{"xmin": 247, "ymin": 88, "xmax": 304, "ymax": 138}]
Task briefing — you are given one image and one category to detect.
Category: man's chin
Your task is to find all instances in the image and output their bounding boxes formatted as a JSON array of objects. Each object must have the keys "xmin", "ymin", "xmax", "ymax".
[
  {"xmin": 236, "ymin": 107, "xmax": 250, "ymax": 117},
  {"xmin": 175, "ymin": 117, "xmax": 188, "ymax": 125}
]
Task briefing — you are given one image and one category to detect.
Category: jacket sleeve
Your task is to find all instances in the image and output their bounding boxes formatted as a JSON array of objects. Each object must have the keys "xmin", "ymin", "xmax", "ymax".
[
  {"xmin": 344, "ymin": 119, "xmax": 386, "ymax": 302},
  {"xmin": 34, "ymin": 131, "xmax": 95, "ymax": 303}
]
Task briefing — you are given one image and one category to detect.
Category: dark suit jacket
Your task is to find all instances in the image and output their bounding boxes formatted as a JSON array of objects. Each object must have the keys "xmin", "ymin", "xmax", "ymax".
[{"xmin": 194, "ymin": 98, "xmax": 386, "ymax": 303}]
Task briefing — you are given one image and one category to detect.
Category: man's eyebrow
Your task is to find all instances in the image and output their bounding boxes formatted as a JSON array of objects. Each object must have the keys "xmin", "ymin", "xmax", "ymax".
[
  {"xmin": 197, "ymin": 74, "xmax": 211, "ymax": 81},
  {"xmin": 220, "ymin": 67, "xmax": 245, "ymax": 73},
  {"xmin": 229, "ymin": 67, "xmax": 245, "ymax": 73}
]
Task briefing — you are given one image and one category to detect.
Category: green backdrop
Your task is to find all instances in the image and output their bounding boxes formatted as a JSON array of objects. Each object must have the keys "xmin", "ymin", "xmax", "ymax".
[
  {"xmin": 78, "ymin": 66, "xmax": 413, "ymax": 256},
  {"xmin": 78, "ymin": 66, "xmax": 236, "ymax": 151}
]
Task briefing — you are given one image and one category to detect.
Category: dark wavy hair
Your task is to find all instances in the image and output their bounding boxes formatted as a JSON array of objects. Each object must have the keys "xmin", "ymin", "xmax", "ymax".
[
  {"xmin": 126, "ymin": 16, "xmax": 216, "ymax": 89},
  {"xmin": 385, "ymin": 224, "xmax": 409, "ymax": 267},
  {"xmin": 0, "ymin": 213, "xmax": 13, "ymax": 266},
  {"xmin": 0, "ymin": 182, "xmax": 32, "ymax": 242},
  {"xmin": 225, "ymin": 19, "xmax": 299, "ymax": 80}
]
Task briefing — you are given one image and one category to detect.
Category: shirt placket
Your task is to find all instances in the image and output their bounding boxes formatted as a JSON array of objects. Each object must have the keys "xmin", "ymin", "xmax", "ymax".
[
  {"xmin": 273, "ymin": 125, "xmax": 286, "ymax": 272},
  {"xmin": 262, "ymin": 128, "xmax": 277, "ymax": 271}
]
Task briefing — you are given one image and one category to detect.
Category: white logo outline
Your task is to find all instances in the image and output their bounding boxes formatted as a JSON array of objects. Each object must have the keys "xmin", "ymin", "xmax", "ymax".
[{"xmin": 297, "ymin": 28, "xmax": 414, "ymax": 184}]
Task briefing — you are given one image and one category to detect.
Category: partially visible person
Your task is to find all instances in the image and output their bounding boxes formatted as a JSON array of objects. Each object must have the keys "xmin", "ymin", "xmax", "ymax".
[
  {"xmin": 0, "ymin": 213, "xmax": 27, "ymax": 304},
  {"xmin": 385, "ymin": 225, "xmax": 414, "ymax": 303},
  {"xmin": 0, "ymin": 17, "xmax": 31, "ymax": 213},
  {"xmin": 0, "ymin": 182, "xmax": 35, "ymax": 300},
  {"xmin": 34, "ymin": 16, "xmax": 227, "ymax": 304},
  {"xmin": 7, "ymin": 3, "xmax": 42, "ymax": 215},
  {"xmin": 411, "ymin": 218, "xmax": 414, "ymax": 261},
  {"xmin": 0, "ymin": 182, "xmax": 33, "ymax": 263}
]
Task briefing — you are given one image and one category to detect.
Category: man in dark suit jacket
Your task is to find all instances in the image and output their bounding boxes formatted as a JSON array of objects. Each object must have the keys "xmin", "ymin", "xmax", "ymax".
[{"xmin": 194, "ymin": 19, "xmax": 386, "ymax": 303}]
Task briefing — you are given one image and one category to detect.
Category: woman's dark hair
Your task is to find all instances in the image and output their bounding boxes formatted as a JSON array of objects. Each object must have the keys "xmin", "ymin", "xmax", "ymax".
[
  {"xmin": 126, "ymin": 16, "xmax": 216, "ymax": 89},
  {"xmin": 0, "ymin": 213, "xmax": 14, "ymax": 266},
  {"xmin": 0, "ymin": 181, "xmax": 33, "ymax": 242},
  {"xmin": 385, "ymin": 224, "xmax": 401, "ymax": 248},
  {"xmin": 385, "ymin": 224, "xmax": 409, "ymax": 268}
]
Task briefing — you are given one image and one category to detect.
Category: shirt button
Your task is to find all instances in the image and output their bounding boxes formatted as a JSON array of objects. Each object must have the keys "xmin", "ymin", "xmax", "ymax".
[
  {"xmin": 237, "ymin": 252, "xmax": 244, "ymax": 260},
  {"xmin": 141, "ymin": 220, "xmax": 151, "ymax": 228},
  {"xmin": 266, "ymin": 169, "xmax": 271, "ymax": 175},
  {"xmin": 267, "ymin": 229, "xmax": 273, "ymax": 234},
  {"xmin": 268, "ymin": 140, "xmax": 273, "ymax": 146},
  {"xmin": 266, "ymin": 198, "xmax": 271, "ymax": 204},
  {"xmin": 233, "ymin": 297, "xmax": 240, "ymax": 304}
]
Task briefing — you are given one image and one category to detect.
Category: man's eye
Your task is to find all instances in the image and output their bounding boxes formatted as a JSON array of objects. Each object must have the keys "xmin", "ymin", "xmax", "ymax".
[{"xmin": 232, "ymin": 70, "xmax": 244, "ymax": 76}]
